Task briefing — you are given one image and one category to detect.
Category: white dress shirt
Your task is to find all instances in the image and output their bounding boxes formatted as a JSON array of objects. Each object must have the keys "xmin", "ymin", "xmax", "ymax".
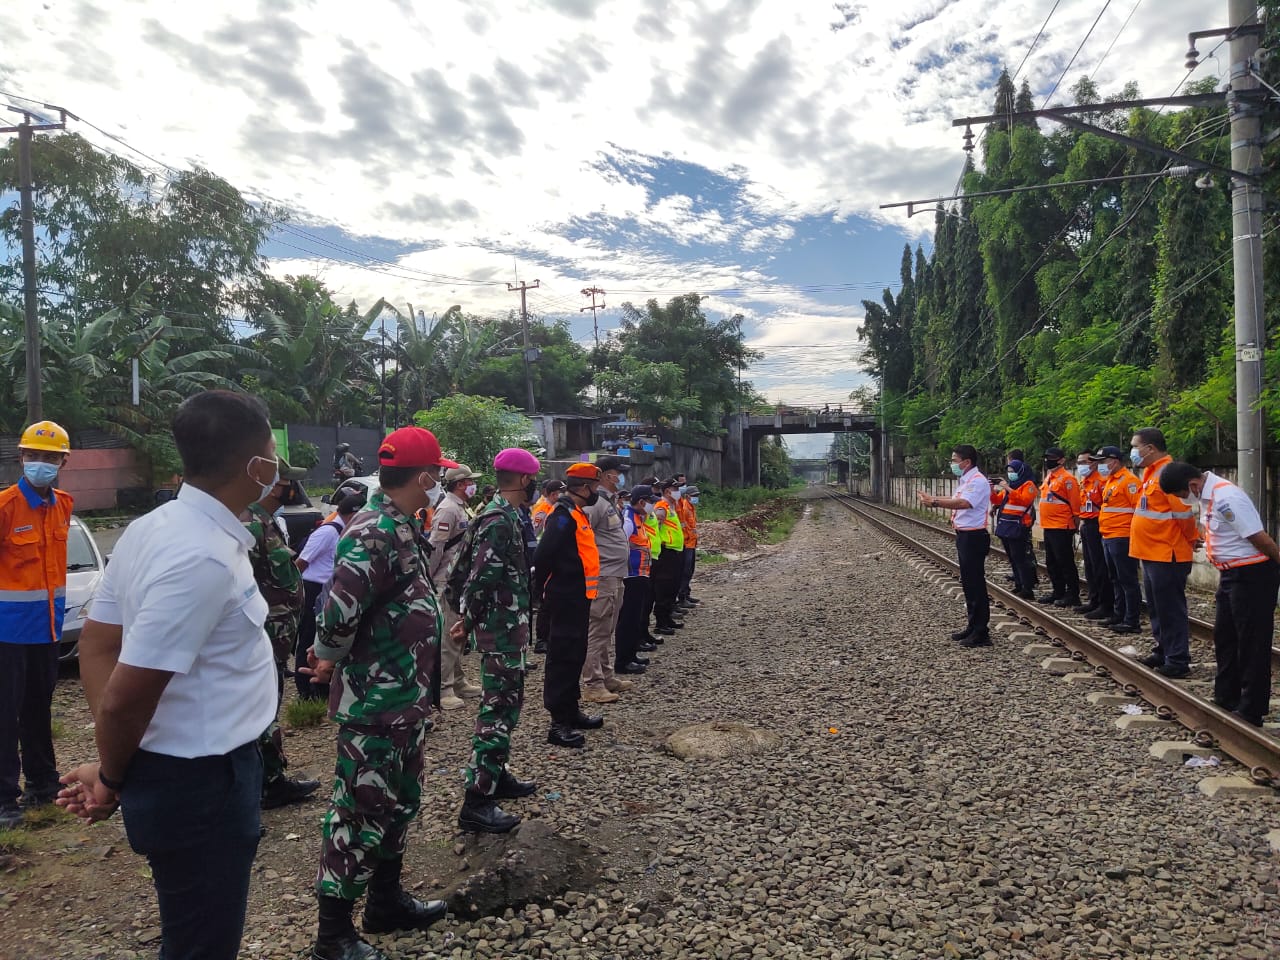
[
  {"xmin": 90, "ymin": 484, "xmax": 276, "ymax": 758},
  {"xmin": 299, "ymin": 517, "xmax": 344, "ymax": 585},
  {"xmin": 952, "ymin": 467, "xmax": 990, "ymax": 530},
  {"xmin": 1200, "ymin": 470, "xmax": 1267, "ymax": 568}
]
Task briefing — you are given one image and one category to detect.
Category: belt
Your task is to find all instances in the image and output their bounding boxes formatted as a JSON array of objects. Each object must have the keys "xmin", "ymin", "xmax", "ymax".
[
  {"xmin": 955, "ymin": 526, "xmax": 987, "ymax": 532},
  {"xmin": 1212, "ymin": 554, "xmax": 1269, "ymax": 571}
]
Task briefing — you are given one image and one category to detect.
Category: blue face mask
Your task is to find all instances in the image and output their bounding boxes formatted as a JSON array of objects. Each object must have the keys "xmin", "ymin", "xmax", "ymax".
[
  {"xmin": 1129, "ymin": 447, "xmax": 1142, "ymax": 466},
  {"xmin": 1006, "ymin": 471, "xmax": 1019, "ymax": 483},
  {"xmin": 950, "ymin": 463, "xmax": 964, "ymax": 477},
  {"xmin": 1097, "ymin": 463, "xmax": 1113, "ymax": 478},
  {"xmin": 23, "ymin": 461, "xmax": 60, "ymax": 488},
  {"xmin": 690, "ymin": 496, "xmax": 699, "ymax": 505}
]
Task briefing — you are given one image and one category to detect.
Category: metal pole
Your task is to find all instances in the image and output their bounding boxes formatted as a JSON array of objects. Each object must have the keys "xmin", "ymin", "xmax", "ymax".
[
  {"xmin": 1229, "ymin": 0, "xmax": 1266, "ymax": 510},
  {"xmin": 509, "ymin": 280, "xmax": 539, "ymax": 413},
  {"xmin": 379, "ymin": 311, "xmax": 387, "ymax": 434},
  {"xmin": 17, "ymin": 119, "xmax": 42, "ymax": 423}
]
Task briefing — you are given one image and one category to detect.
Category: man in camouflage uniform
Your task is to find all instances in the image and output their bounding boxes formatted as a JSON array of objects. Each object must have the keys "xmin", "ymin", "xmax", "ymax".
[
  {"xmin": 243, "ymin": 457, "xmax": 321, "ymax": 810},
  {"xmin": 448, "ymin": 448, "xmax": 542, "ymax": 834},
  {"xmin": 306, "ymin": 427, "xmax": 448, "ymax": 960}
]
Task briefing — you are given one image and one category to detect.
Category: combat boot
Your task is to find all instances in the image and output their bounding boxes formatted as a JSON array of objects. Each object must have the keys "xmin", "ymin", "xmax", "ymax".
[
  {"xmin": 362, "ymin": 858, "xmax": 447, "ymax": 933},
  {"xmin": 458, "ymin": 789, "xmax": 521, "ymax": 833},
  {"xmin": 493, "ymin": 769, "xmax": 538, "ymax": 799},
  {"xmin": 312, "ymin": 896, "xmax": 386, "ymax": 960}
]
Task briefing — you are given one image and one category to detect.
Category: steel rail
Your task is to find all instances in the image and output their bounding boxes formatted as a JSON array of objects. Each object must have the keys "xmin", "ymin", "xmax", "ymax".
[{"xmin": 829, "ymin": 492, "xmax": 1280, "ymax": 787}]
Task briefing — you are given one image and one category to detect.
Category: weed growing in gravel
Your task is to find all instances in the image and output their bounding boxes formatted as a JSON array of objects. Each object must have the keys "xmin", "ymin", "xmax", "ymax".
[
  {"xmin": 21, "ymin": 804, "xmax": 70, "ymax": 829},
  {"xmin": 695, "ymin": 485, "xmax": 798, "ymax": 522},
  {"xmin": 50, "ymin": 718, "xmax": 67, "ymax": 740},
  {"xmin": 285, "ymin": 698, "xmax": 330, "ymax": 728},
  {"xmin": 0, "ymin": 828, "xmax": 33, "ymax": 854},
  {"xmin": 699, "ymin": 552, "xmax": 728, "ymax": 566},
  {"xmin": 759, "ymin": 501, "xmax": 803, "ymax": 544}
]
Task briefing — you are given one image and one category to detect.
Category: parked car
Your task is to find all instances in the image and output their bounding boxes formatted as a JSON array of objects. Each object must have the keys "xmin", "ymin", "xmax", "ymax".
[
  {"xmin": 59, "ymin": 517, "xmax": 106, "ymax": 662},
  {"xmin": 279, "ymin": 480, "xmax": 325, "ymax": 550}
]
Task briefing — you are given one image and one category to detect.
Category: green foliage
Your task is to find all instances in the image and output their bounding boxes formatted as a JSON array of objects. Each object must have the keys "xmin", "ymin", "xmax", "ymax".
[
  {"xmin": 284, "ymin": 697, "xmax": 329, "ymax": 728},
  {"xmin": 413, "ymin": 394, "xmax": 526, "ymax": 473},
  {"xmin": 759, "ymin": 435, "xmax": 792, "ymax": 489},
  {"xmin": 694, "ymin": 485, "xmax": 794, "ymax": 521},
  {"xmin": 758, "ymin": 500, "xmax": 804, "ymax": 545},
  {"xmin": 289, "ymin": 441, "xmax": 320, "ymax": 469}
]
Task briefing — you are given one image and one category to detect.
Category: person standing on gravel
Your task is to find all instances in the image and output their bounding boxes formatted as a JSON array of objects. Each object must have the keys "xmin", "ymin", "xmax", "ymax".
[
  {"xmin": 1158, "ymin": 461, "xmax": 1280, "ymax": 725},
  {"xmin": 581, "ymin": 455, "xmax": 633, "ymax": 705},
  {"xmin": 1074, "ymin": 454, "xmax": 1114, "ymax": 620},
  {"xmin": 243, "ymin": 456, "xmax": 322, "ymax": 811},
  {"xmin": 676, "ymin": 484, "xmax": 702, "ymax": 608},
  {"xmin": 650, "ymin": 480, "xmax": 687, "ymax": 636},
  {"xmin": 1127, "ymin": 428, "xmax": 1198, "ymax": 679},
  {"xmin": 917, "ymin": 444, "xmax": 991, "ymax": 647},
  {"xmin": 1037, "ymin": 447, "xmax": 1082, "ymax": 608},
  {"xmin": 1091, "ymin": 446, "xmax": 1143, "ymax": 635},
  {"xmin": 429, "ymin": 463, "xmax": 483, "ymax": 711},
  {"xmin": 0, "ymin": 420, "xmax": 74, "ymax": 830},
  {"xmin": 990, "ymin": 458, "xmax": 1038, "ymax": 599},
  {"xmin": 616, "ymin": 485, "xmax": 658, "ymax": 677},
  {"xmin": 534, "ymin": 462, "xmax": 605, "ymax": 748},
  {"xmin": 450, "ymin": 448, "xmax": 542, "ymax": 833},
  {"xmin": 305, "ymin": 426, "xmax": 448, "ymax": 960}
]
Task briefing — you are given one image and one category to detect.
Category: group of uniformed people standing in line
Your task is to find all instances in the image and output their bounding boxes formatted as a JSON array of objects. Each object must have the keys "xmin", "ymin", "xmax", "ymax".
[{"xmin": 920, "ymin": 427, "xmax": 1280, "ymax": 732}]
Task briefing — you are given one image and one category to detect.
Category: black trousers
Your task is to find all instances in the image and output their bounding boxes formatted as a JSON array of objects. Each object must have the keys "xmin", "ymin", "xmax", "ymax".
[
  {"xmin": 1079, "ymin": 519, "xmax": 1113, "ymax": 612},
  {"xmin": 294, "ymin": 580, "xmax": 327, "ymax": 700},
  {"xmin": 615, "ymin": 576, "xmax": 651, "ymax": 668},
  {"xmin": 1104, "ymin": 537, "xmax": 1142, "ymax": 627},
  {"xmin": 1000, "ymin": 529, "xmax": 1037, "ymax": 595},
  {"xmin": 542, "ymin": 598, "xmax": 591, "ymax": 723},
  {"xmin": 955, "ymin": 530, "xmax": 991, "ymax": 635},
  {"xmin": 651, "ymin": 550, "xmax": 682, "ymax": 628},
  {"xmin": 677, "ymin": 548, "xmax": 697, "ymax": 601},
  {"xmin": 120, "ymin": 742, "xmax": 262, "ymax": 960},
  {"xmin": 1144, "ymin": 559, "xmax": 1192, "ymax": 669},
  {"xmin": 0, "ymin": 641, "xmax": 60, "ymax": 807},
  {"xmin": 1213, "ymin": 561, "xmax": 1280, "ymax": 722},
  {"xmin": 1042, "ymin": 528, "xmax": 1080, "ymax": 600}
]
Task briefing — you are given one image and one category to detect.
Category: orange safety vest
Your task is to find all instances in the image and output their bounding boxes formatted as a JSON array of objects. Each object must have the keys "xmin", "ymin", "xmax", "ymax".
[
  {"xmin": 1077, "ymin": 473, "xmax": 1104, "ymax": 520},
  {"xmin": 1129, "ymin": 455, "xmax": 1197, "ymax": 563},
  {"xmin": 676, "ymin": 497, "xmax": 698, "ymax": 548},
  {"xmin": 1039, "ymin": 467, "xmax": 1080, "ymax": 530},
  {"xmin": 531, "ymin": 496, "xmax": 555, "ymax": 534},
  {"xmin": 0, "ymin": 480, "xmax": 74, "ymax": 644},
  {"xmin": 571, "ymin": 503, "xmax": 600, "ymax": 600},
  {"xmin": 1203, "ymin": 479, "xmax": 1268, "ymax": 570},
  {"xmin": 1098, "ymin": 468, "xmax": 1140, "ymax": 539},
  {"xmin": 990, "ymin": 479, "xmax": 1037, "ymax": 527}
]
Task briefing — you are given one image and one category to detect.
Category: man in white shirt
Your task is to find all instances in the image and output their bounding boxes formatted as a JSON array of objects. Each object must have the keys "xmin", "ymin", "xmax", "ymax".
[
  {"xmin": 1159, "ymin": 462, "xmax": 1280, "ymax": 727},
  {"xmin": 294, "ymin": 492, "xmax": 365, "ymax": 701},
  {"xmin": 918, "ymin": 444, "xmax": 992, "ymax": 647},
  {"xmin": 56, "ymin": 390, "xmax": 281, "ymax": 960}
]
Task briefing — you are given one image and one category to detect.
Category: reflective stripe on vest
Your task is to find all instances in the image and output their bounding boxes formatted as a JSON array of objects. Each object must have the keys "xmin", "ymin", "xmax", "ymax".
[
  {"xmin": 1134, "ymin": 508, "xmax": 1195, "ymax": 520},
  {"xmin": 1204, "ymin": 480, "xmax": 1267, "ymax": 571},
  {"xmin": 1001, "ymin": 504, "xmax": 1028, "ymax": 513},
  {"xmin": 1100, "ymin": 506, "xmax": 1135, "ymax": 514},
  {"xmin": 571, "ymin": 505, "xmax": 600, "ymax": 600}
]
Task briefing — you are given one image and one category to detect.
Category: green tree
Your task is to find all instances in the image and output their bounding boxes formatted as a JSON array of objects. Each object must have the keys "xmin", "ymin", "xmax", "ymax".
[
  {"xmin": 460, "ymin": 314, "xmax": 590, "ymax": 411},
  {"xmin": 413, "ymin": 394, "xmax": 527, "ymax": 473},
  {"xmin": 759, "ymin": 435, "xmax": 792, "ymax": 489}
]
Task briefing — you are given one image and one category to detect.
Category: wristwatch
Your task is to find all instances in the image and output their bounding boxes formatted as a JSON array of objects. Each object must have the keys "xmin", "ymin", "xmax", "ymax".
[{"xmin": 99, "ymin": 769, "xmax": 125, "ymax": 792}]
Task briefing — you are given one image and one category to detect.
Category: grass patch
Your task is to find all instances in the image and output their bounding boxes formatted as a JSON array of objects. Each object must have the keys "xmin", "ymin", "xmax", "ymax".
[
  {"xmin": 21, "ymin": 803, "xmax": 70, "ymax": 829},
  {"xmin": 699, "ymin": 551, "xmax": 728, "ymax": 566},
  {"xmin": 284, "ymin": 697, "xmax": 330, "ymax": 728},
  {"xmin": 0, "ymin": 828, "xmax": 33, "ymax": 854},
  {"xmin": 695, "ymin": 484, "xmax": 801, "ymax": 522},
  {"xmin": 50, "ymin": 718, "xmax": 67, "ymax": 740},
  {"xmin": 758, "ymin": 501, "xmax": 804, "ymax": 544}
]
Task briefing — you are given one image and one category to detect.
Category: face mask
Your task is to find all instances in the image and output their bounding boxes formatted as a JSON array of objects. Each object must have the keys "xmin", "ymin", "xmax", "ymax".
[
  {"xmin": 23, "ymin": 461, "xmax": 60, "ymax": 488},
  {"xmin": 618, "ymin": 474, "xmax": 628, "ymax": 487},
  {"xmin": 583, "ymin": 490, "xmax": 600, "ymax": 507},
  {"xmin": 523, "ymin": 479, "xmax": 538, "ymax": 501},
  {"xmin": 464, "ymin": 483, "xmax": 477, "ymax": 499},
  {"xmin": 644, "ymin": 503, "xmax": 656, "ymax": 516},
  {"xmin": 672, "ymin": 490, "xmax": 682, "ymax": 500},
  {"xmin": 248, "ymin": 456, "xmax": 279, "ymax": 502},
  {"xmin": 1130, "ymin": 447, "xmax": 1142, "ymax": 466},
  {"xmin": 949, "ymin": 463, "xmax": 963, "ymax": 477},
  {"xmin": 1006, "ymin": 470, "xmax": 1019, "ymax": 483},
  {"xmin": 1044, "ymin": 459, "xmax": 1060, "ymax": 470},
  {"xmin": 1076, "ymin": 465, "xmax": 1090, "ymax": 479},
  {"xmin": 1097, "ymin": 463, "xmax": 1112, "ymax": 478},
  {"xmin": 690, "ymin": 496, "xmax": 699, "ymax": 505}
]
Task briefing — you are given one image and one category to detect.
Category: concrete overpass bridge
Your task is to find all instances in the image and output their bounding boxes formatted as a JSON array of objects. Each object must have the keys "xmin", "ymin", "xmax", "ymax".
[{"xmin": 724, "ymin": 409, "xmax": 883, "ymax": 492}]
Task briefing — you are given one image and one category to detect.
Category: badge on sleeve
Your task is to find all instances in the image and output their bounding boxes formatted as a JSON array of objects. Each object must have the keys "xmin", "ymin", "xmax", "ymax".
[
  {"xmin": 1220, "ymin": 505, "xmax": 1235, "ymax": 523},
  {"xmin": 1128, "ymin": 483, "xmax": 1138, "ymax": 495}
]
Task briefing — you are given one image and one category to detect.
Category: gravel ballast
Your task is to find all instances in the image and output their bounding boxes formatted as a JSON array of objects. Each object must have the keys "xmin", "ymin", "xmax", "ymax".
[{"xmin": 4, "ymin": 495, "xmax": 1279, "ymax": 959}]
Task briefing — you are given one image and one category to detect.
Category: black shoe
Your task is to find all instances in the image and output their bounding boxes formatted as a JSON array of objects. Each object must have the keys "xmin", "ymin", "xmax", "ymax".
[
  {"xmin": 638, "ymin": 642, "xmax": 658, "ymax": 652},
  {"xmin": 547, "ymin": 723, "xmax": 585, "ymax": 748},
  {"xmin": 1231, "ymin": 709, "xmax": 1264, "ymax": 728},
  {"xmin": 570, "ymin": 711, "xmax": 604, "ymax": 730},
  {"xmin": 1071, "ymin": 603, "xmax": 1093, "ymax": 613},
  {"xmin": 1156, "ymin": 663, "xmax": 1190, "ymax": 680},
  {"xmin": 647, "ymin": 634, "xmax": 665, "ymax": 644},
  {"xmin": 959, "ymin": 633, "xmax": 992, "ymax": 648},
  {"xmin": 533, "ymin": 641, "xmax": 548, "ymax": 654},
  {"xmin": 655, "ymin": 627, "xmax": 675, "ymax": 636},
  {"xmin": 1083, "ymin": 608, "xmax": 1113, "ymax": 621},
  {"xmin": 0, "ymin": 804, "xmax": 21, "ymax": 830},
  {"xmin": 1109, "ymin": 623, "xmax": 1139, "ymax": 635},
  {"xmin": 18, "ymin": 787, "xmax": 57, "ymax": 808},
  {"xmin": 1054, "ymin": 597, "xmax": 1080, "ymax": 609},
  {"xmin": 262, "ymin": 776, "xmax": 322, "ymax": 810},
  {"xmin": 492, "ymin": 769, "xmax": 537, "ymax": 800},
  {"xmin": 1015, "ymin": 589, "xmax": 1036, "ymax": 600},
  {"xmin": 686, "ymin": 597, "xmax": 702, "ymax": 605},
  {"xmin": 314, "ymin": 896, "xmax": 387, "ymax": 960},
  {"xmin": 1212, "ymin": 695, "xmax": 1240, "ymax": 712},
  {"xmin": 362, "ymin": 858, "xmax": 448, "ymax": 933},
  {"xmin": 1139, "ymin": 653, "xmax": 1163, "ymax": 667},
  {"xmin": 617, "ymin": 661, "xmax": 647, "ymax": 675},
  {"xmin": 631, "ymin": 655, "xmax": 650, "ymax": 665},
  {"xmin": 458, "ymin": 791, "xmax": 522, "ymax": 833},
  {"xmin": 1036, "ymin": 594, "xmax": 1061, "ymax": 605},
  {"xmin": 666, "ymin": 621, "xmax": 686, "ymax": 630},
  {"xmin": 950, "ymin": 628, "xmax": 973, "ymax": 641}
]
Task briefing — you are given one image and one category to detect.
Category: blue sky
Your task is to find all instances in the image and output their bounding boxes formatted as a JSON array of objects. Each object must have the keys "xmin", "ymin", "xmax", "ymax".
[{"xmin": 2, "ymin": 0, "xmax": 1220, "ymax": 454}]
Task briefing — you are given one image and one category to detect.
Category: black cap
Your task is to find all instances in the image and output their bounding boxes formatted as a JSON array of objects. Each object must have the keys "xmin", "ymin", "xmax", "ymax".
[
  {"xmin": 596, "ymin": 455, "xmax": 624, "ymax": 472},
  {"xmin": 1044, "ymin": 447, "xmax": 1065, "ymax": 460},
  {"xmin": 630, "ymin": 484, "xmax": 655, "ymax": 502},
  {"xmin": 1090, "ymin": 445, "xmax": 1125, "ymax": 461}
]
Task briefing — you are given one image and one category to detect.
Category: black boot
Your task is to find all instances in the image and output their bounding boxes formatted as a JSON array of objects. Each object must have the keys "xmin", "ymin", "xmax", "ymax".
[
  {"xmin": 458, "ymin": 789, "xmax": 522, "ymax": 833},
  {"xmin": 548, "ymin": 723, "xmax": 585, "ymax": 748},
  {"xmin": 362, "ymin": 858, "xmax": 447, "ymax": 933},
  {"xmin": 313, "ymin": 896, "xmax": 386, "ymax": 960},
  {"xmin": 493, "ymin": 769, "xmax": 537, "ymax": 800}
]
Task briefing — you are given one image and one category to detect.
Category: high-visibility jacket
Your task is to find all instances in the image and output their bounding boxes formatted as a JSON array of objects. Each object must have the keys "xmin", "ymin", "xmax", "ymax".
[
  {"xmin": 532, "ymin": 498, "xmax": 600, "ymax": 602},
  {"xmin": 1129, "ymin": 455, "xmax": 1198, "ymax": 562},
  {"xmin": 0, "ymin": 478, "xmax": 74, "ymax": 644},
  {"xmin": 1077, "ymin": 473, "xmax": 1104, "ymax": 521},
  {"xmin": 1039, "ymin": 467, "xmax": 1080, "ymax": 530},
  {"xmin": 990, "ymin": 479, "xmax": 1037, "ymax": 531},
  {"xmin": 624, "ymin": 505, "xmax": 652, "ymax": 578},
  {"xmin": 676, "ymin": 497, "xmax": 698, "ymax": 548},
  {"xmin": 655, "ymin": 500, "xmax": 685, "ymax": 552},
  {"xmin": 530, "ymin": 496, "xmax": 555, "ymax": 536},
  {"xmin": 645, "ymin": 513, "xmax": 662, "ymax": 560},
  {"xmin": 1099, "ymin": 468, "xmax": 1141, "ymax": 540}
]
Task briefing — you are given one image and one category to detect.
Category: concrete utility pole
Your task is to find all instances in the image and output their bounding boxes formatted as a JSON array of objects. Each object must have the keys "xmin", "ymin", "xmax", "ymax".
[
  {"xmin": 2, "ymin": 106, "xmax": 66, "ymax": 424},
  {"xmin": 580, "ymin": 286, "xmax": 606, "ymax": 349},
  {"xmin": 1227, "ymin": 0, "xmax": 1267, "ymax": 511},
  {"xmin": 508, "ymin": 280, "xmax": 540, "ymax": 413}
]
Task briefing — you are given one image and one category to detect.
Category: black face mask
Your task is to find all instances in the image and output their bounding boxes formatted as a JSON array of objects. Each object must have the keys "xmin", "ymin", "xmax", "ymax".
[
  {"xmin": 523, "ymin": 479, "xmax": 537, "ymax": 501},
  {"xmin": 1044, "ymin": 459, "xmax": 1061, "ymax": 469},
  {"xmin": 583, "ymin": 491, "xmax": 600, "ymax": 507}
]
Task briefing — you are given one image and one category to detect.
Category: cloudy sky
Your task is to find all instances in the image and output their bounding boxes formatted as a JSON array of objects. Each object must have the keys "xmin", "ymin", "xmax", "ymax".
[{"xmin": 3, "ymin": 0, "xmax": 1221, "ymax": 454}]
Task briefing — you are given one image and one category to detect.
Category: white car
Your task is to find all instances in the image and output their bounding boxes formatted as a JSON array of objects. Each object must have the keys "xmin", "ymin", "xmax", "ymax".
[{"xmin": 59, "ymin": 516, "xmax": 106, "ymax": 661}]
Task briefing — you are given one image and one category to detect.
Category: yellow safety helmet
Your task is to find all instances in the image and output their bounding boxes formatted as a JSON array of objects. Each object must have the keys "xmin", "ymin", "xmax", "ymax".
[{"xmin": 19, "ymin": 420, "xmax": 71, "ymax": 453}]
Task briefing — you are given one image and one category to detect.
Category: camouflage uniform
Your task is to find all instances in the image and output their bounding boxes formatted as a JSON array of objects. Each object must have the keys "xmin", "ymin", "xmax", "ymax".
[
  {"xmin": 453, "ymin": 495, "xmax": 530, "ymax": 796},
  {"xmin": 243, "ymin": 502, "xmax": 305, "ymax": 785},
  {"xmin": 313, "ymin": 492, "xmax": 441, "ymax": 901}
]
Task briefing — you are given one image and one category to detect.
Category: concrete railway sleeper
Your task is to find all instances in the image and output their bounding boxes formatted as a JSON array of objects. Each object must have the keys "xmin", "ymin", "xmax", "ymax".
[{"xmin": 828, "ymin": 491, "xmax": 1280, "ymax": 791}]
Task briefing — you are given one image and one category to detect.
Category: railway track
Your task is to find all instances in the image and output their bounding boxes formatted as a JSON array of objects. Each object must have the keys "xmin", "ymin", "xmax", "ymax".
[
  {"xmin": 845, "ymin": 492, "xmax": 1280, "ymax": 666},
  {"xmin": 827, "ymin": 491, "xmax": 1280, "ymax": 788}
]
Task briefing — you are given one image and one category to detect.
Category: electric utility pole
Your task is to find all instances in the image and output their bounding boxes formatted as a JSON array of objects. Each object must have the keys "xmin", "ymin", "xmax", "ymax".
[
  {"xmin": 2, "ymin": 106, "xmax": 66, "ymax": 424},
  {"xmin": 509, "ymin": 280, "xmax": 540, "ymax": 413},
  {"xmin": 580, "ymin": 286, "xmax": 606, "ymax": 349}
]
